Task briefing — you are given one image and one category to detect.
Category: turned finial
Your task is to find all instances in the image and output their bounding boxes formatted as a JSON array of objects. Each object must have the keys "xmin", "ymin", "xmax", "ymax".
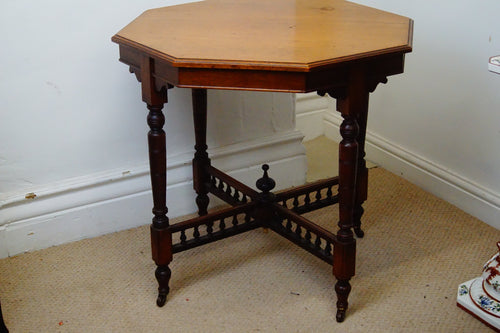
[{"xmin": 256, "ymin": 164, "xmax": 276, "ymax": 193}]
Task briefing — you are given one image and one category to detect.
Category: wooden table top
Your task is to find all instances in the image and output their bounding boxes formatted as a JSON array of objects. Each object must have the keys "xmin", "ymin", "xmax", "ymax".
[{"xmin": 112, "ymin": 0, "xmax": 413, "ymax": 72}]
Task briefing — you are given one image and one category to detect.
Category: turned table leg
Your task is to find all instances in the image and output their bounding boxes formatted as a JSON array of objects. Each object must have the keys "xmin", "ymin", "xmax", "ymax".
[
  {"xmin": 352, "ymin": 74, "xmax": 388, "ymax": 238},
  {"xmin": 141, "ymin": 57, "xmax": 172, "ymax": 307},
  {"xmin": 332, "ymin": 67, "xmax": 372, "ymax": 322},
  {"xmin": 334, "ymin": 114, "xmax": 358, "ymax": 322},
  {"xmin": 192, "ymin": 88, "xmax": 210, "ymax": 216},
  {"xmin": 147, "ymin": 102, "xmax": 172, "ymax": 307},
  {"xmin": 353, "ymin": 96, "xmax": 369, "ymax": 238}
]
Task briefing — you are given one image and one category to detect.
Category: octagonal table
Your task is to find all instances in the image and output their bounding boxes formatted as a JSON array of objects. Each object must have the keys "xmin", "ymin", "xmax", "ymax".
[{"xmin": 112, "ymin": 0, "xmax": 413, "ymax": 322}]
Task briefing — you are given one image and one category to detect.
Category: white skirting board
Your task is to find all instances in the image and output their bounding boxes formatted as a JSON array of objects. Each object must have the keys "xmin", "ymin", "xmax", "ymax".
[
  {"xmin": 323, "ymin": 111, "xmax": 500, "ymax": 230},
  {"xmin": 0, "ymin": 130, "xmax": 307, "ymax": 258}
]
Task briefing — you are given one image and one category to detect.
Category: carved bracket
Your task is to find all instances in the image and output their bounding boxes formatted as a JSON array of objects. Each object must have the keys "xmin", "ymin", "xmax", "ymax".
[
  {"xmin": 317, "ymin": 87, "xmax": 347, "ymax": 100},
  {"xmin": 317, "ymin": 74, "xmax": 388, "ymax": 101},
  {"xmin": 129, "ymin": 65, "xmax": 175, "ymax": 94},
  {"xmin": 367, "ymin": 75, "xmax": 388, "ymax": 93},
  {"xmin": 129, "ymin": 65, "xmax": 141, "ymax": 82}
]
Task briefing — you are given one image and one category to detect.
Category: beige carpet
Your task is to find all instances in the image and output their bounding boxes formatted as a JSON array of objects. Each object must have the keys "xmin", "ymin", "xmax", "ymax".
[{"xmin": 1, "ymin": 136, "xmax": 499, "ymax": 332}]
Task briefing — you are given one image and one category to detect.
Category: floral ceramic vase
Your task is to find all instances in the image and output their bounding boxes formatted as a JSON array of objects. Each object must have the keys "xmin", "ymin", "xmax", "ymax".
[
  {"xmin": 482, "ymin": 241, "xmax": 500, "ymax": 300},
  {"xmin": 457, "ymin": 242, "xmax": 500, "ymax": 330}
]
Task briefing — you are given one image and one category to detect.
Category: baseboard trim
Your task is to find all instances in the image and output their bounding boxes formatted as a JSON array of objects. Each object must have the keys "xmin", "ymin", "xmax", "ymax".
[
  {"xmin": 324, "ymin": 112, "xmax": 500, "ymax": 230},
  {"xmin": 0, "ymin": 130, "xmax": 307, "ymax": 258}
]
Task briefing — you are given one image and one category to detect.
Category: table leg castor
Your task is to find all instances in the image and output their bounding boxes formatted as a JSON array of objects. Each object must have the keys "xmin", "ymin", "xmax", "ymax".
[
  {"xmin": 155, "ymin": 265, "xmax": 171, "ymax": 307},
  {"xmin": 335, "ymin": 279, "xmax": 352, "ymax": 322}
]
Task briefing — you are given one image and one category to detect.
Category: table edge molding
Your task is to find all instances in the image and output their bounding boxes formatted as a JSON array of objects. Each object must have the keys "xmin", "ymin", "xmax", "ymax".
[{"xmin": 111, "ymin": 34, "xmax": 412, "ymax": 73}]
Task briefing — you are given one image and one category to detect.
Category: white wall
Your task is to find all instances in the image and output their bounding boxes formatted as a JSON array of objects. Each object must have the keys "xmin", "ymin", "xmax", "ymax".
[
  {"xmin": 319, "ymin": 0, "xmax": 500, "ymax": 228},
  {"xmin": 0, "ymin": 0, "xmax": 307, "ymax": 257}
]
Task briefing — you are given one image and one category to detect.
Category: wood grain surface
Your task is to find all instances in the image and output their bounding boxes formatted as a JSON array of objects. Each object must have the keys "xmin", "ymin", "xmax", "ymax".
[{"xmin": 112, "ymin": 0, "xmax": 412, "ymax": 71}]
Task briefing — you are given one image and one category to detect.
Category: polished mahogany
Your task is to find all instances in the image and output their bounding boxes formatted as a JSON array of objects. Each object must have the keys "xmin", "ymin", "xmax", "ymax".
[{"xmin": 112, "ymin": 0, "xmax": 412, "ymax": 322}]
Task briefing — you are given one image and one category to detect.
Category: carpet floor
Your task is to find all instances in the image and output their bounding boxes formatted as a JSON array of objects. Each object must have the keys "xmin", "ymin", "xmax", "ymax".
[{"xmin": 1, "ymin": 136, "xmax": 499, "ymax": 332}]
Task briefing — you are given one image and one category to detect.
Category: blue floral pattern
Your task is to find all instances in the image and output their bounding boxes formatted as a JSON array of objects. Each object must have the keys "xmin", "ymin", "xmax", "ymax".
[
  {"xmin": 459, "ymin": 285, "xmax": 468, "ymax": 296},
  {"xmin": 478, "ymin": 295, "xmax": 500, "ymax": 313},
  {"xmin": 466, "ymin": 278, "xmax": 500, "ymax": 318},
  {"xmin": 479, "ymin": 295, "xmax": 494, "ymax": 308}
]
